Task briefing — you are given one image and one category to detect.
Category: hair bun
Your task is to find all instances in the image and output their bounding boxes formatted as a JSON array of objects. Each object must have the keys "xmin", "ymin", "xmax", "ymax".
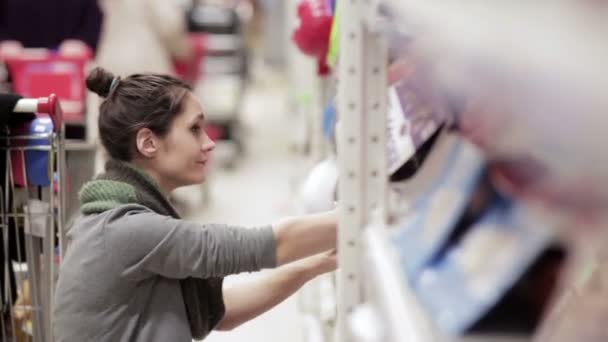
[{"xmin": 86, "ymin": 67, "xmax": 115, "ymax": 97}]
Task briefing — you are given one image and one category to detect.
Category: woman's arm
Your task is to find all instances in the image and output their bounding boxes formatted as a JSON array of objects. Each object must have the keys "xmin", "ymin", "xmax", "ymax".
[
  {"xmin": 215, "ymin": 250, "xmax": 337, "ymax": 331},
  {"xmin": 105, "ymin": 207, "xmax": 277, "ymax": 280},
  {"xmin": 273, "ymin": 209, "xmax": 338, "ymax": 266},
  {"xmin": 105, "ymin": 206, "xmax": 337, "ymax": 280}
]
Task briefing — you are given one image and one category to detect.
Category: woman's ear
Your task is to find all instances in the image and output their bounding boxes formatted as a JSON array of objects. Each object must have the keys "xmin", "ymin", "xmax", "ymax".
[{"xmin": 135, "ymin": 128, "xmax": 159, "ymax": 158}]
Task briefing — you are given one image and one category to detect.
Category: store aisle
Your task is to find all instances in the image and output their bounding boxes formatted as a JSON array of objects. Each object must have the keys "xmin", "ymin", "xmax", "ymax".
[{"xmin": 187, "ymin": 65, "xmax": 306, "ymax": 342}]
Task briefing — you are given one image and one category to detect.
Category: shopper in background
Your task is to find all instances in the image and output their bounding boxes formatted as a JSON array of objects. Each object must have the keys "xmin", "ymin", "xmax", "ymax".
[
  {"xmin": 0, "ymin": 0, "xmax": 103, "ymax": 52},
  {"xmin": 95, "ymin": 0, "xmax": 191, "ymax": 76},
  {"xmin": 53, "ymin": 67, "xmax": 338, "ymax": 342}
]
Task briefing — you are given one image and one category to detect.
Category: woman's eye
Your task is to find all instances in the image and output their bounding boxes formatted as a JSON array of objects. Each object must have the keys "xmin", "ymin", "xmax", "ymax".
[{"xmin": 191, "ymin": 125, "xmax": 201, "ymax": 133}]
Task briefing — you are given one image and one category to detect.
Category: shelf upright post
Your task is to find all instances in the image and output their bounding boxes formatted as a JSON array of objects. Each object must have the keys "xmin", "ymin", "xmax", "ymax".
[{"xmin": 336, "ymin": 0, "xmax": 388, "ymax": 339}]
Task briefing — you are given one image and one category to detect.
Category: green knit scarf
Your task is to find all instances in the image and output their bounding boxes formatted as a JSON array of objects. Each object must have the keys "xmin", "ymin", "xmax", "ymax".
[{"xmin": 79, "ymin": 160, "xmax": 225, "ymax": 340}]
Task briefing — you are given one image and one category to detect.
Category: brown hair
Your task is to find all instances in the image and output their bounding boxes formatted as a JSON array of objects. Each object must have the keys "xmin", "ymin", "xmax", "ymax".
[{"xmin": 86, "ymin": 67, "xmax": 192, "ymax": 161}]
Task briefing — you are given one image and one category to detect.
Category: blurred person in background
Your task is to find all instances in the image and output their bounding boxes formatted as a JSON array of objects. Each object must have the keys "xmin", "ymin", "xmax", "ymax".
[
  {"xmin": 0, "ymin": 0, "xmax": 103, "ymax": 52},
  {"xmin": 95, "ymin": 0, "xmax": 191, "ymax": 76}
]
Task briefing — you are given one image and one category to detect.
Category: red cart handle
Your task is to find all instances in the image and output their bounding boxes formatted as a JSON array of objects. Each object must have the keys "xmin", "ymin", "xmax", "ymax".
[{"xmin": 13, "ymin": 94, "xmax": 63, "ymax": 132}]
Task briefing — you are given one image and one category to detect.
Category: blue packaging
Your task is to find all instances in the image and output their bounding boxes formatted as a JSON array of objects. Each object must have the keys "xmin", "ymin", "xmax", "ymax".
[
  {"xmin": 391, "ymin": 134, "xmax": 485, "ymax": 278},
  {"xmin": 413, "ymin": 198, "xmax": 555, "ymax": 335},
  {"xmin": 322, "ymin": 100, "xmax": 336, "ymax": 142},
  {"xmin": 26, "ymin": 116, "xmax": 53, "ymax": 186}
]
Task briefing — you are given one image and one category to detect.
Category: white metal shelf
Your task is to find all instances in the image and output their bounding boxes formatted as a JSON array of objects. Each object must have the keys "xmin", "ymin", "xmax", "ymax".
[
  {"xmin": 362, "ymin": 223, "xmax": 438, "ymax": 342},
  {"xmin": 335, "ymin": 0, "xmax": 389, "ymax": 339},
  {"xmin": 332, "ymin": 1, "xmax": 604, "ymax": 341}
]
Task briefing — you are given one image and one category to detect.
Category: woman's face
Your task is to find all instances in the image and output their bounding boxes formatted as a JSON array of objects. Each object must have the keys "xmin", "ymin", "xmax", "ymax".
[{"xmin": 152, "ymin": 92, "xmax": 216, "ymax": 190}]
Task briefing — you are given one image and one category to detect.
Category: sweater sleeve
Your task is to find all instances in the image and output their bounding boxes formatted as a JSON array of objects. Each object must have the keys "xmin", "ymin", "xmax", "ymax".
[{"xmin": 103, "ymin": 205, "xmax": 277, "ymax": 280}]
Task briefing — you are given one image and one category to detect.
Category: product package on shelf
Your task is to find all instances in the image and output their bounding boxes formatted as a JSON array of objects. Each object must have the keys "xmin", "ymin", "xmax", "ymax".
[
  {"xmin": 414, "ymin": 195, "xmax": 565, "ymax": 336},
  {"xmin": 25, "ymin": 116, "xmax": 54, "ymax": 186},
  {"xmin": 322, "ymin": 99, "xmax": 337, "ymax": 146},
  {"xmin": 386, "ymin": 86, "xmax": 414, "ymax": 175},
  {"xmin": 9, "ymin": 116, "xmax": 54, "ymax": 187},
  {"xmin": 390, "ymin": 133, "xmax": 486, "ymax": 279},
  {"xmin": 298, "ymin": 157, "xmax": 338, "ymax": 214},
  {"xmin": 386, "ymin": 129, "xmax": 446, "ymax": 221},
  {"xmin": 386, "ymin": 60, "xmax": 449, "ymax": 182},
  {"xmin": 292, "ymin": 0, "xmax": 335, "ymax": 75}
]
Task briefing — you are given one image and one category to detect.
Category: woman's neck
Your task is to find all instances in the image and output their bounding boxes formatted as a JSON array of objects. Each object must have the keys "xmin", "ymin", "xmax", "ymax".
[{"xmin": 130, "ymin": 159, "xmax": 175, "ymax": 194}]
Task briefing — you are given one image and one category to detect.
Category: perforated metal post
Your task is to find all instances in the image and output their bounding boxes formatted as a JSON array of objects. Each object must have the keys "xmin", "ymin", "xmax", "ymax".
[
  {"xmin": 363, "ymin": 14, "xmax": 388, "ymax": 224},
  {"xmin": 336, "ymin": 0, "xmax": 388, "ymax": 339},
  {"xmin": 336, "ymin": 0, "xmax": 365, "ymax": 338}
]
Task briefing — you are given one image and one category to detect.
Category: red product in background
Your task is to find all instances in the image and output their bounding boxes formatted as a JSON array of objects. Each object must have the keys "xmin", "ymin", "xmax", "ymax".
[
  {"xmin": 204, "ymin": 124, "xmax": 223, "ymax": 142},
  {"xmin": 173, "ymin": 33, "xmax": 208, "ymax": 85},
  {"xmin": 292, "ymin": 0, "xmax": 333, "ymax": 75},
  {"xmin": 2, "ymin": 42, "xmax": 92, "ymax": 124}
]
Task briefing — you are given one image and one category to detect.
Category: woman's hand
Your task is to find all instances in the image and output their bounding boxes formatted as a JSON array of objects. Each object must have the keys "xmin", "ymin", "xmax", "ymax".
[
  {"xmin": 273, "ymin": 209, "xmax": 338, "ymax": 265},
  {"xmin": 305, "ymin": 248, "xmax": 337, "ymax": 277},
  {"xmin": 217, "ymin": 249, "xmax": 338, "ymax": 331}
]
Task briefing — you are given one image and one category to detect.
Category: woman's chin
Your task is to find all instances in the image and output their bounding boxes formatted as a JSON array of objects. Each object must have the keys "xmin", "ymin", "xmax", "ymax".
[
  {"xmin": 191, "ymin": 172, "xmax": 207, "ymax": 184},
  {"xmin": 174, "ymin": 167, "xmax": 208, "ymax": 188}
]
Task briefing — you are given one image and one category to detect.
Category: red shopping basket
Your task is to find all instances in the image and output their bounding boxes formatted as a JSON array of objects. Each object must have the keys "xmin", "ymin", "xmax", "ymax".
[{"xmin": 3, "ymin": 48, "xmax": 92, "ymax": 124}]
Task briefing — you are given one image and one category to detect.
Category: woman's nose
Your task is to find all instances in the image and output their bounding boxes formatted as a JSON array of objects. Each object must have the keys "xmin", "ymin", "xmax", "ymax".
[{"xmin": 202, "ymin": 132, "xmax": 216, "ymax": 152}]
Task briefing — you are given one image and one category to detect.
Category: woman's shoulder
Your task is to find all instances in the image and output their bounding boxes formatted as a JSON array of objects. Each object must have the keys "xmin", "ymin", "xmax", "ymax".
[
  {"xmin": 71, "ymin": 204, "xmax": 162, "ymax": 232},
  {"xmin": 101, "ymin": 204, "xmax": 180, "ymax": 238},
  {"xmin": 105, "ymin": 203, "xmax": 155, "ymax": 217},
  {"xmin": 66, "ymin": 204, "xmax": 158, "ymax": 247},
  {"xmin": 101, "ymin": 204, "xmax": 175, "ymax": 228}
]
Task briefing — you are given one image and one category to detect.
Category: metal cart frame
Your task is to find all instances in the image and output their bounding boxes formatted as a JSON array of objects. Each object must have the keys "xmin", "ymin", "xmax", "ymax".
[{"xmin": 1, "ymin": 95, "xmax": 66, "ymax": 342}]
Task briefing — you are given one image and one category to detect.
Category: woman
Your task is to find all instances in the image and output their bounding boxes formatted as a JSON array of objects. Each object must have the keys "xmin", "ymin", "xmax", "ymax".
[{"xmin": 53, "ymin": 67, "xmax": 338, "ymax": 342}]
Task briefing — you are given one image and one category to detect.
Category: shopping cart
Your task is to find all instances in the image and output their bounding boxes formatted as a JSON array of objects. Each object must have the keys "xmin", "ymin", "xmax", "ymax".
[
  {"xmin": 1, "ymin": 40, "xmax": 96, "ymax": 226},
  {"xmin": 0, "ymin": 94, "xmax": 66, "ymax": 342}
]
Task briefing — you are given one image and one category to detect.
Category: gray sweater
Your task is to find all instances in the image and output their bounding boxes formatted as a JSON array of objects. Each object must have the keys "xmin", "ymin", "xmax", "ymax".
[{"xmin": 53, "ymin": 204, "xmax": 277, "ymax": 342}]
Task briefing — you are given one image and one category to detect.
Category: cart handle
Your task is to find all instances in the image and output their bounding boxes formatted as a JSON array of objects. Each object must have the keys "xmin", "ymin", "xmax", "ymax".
[{"xmin": 13, "ymin": 94, "xmax": 63, "ymax": 132}]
